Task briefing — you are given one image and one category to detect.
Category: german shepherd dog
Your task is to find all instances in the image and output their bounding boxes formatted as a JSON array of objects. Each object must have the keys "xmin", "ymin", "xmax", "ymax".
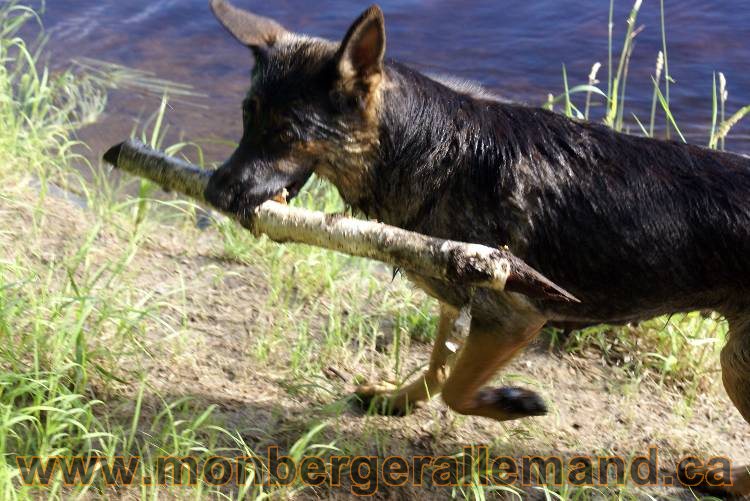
[{"xmin": 205, "ymin": 0, "xmax": 750, "ymax": 495}]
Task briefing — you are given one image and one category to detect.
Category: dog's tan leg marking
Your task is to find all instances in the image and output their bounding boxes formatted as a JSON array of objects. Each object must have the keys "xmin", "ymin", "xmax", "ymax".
[
  {"xmin": 441, "ymin": 313, "xmax": 547, "ymax": 421},
  {"xmin": 356, "ymin": 303, "xmax": 463, "ymax": 414}
]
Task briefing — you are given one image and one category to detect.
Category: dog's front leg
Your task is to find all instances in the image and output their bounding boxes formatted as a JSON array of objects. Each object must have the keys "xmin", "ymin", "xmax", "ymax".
[
  {"xmin": 441, "ymin": 312, "xmax": 548, "ymax": 421},
  {"xmin": 355, "ymin": 302, "xmax": 469, "ymax": 415}
]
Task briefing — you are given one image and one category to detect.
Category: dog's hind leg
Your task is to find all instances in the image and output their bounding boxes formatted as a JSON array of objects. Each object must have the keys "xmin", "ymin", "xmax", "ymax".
[
  {"xmin": 441, "ymin": 312, "xmax": 548, "ymax": 421},
  {"xmin": 716, "ymin": 314, "xmax": 750, "ymax": 496},
  {"xmin": 677, "ymin": 313, "xmax": 750, "ymax": 497},
  {"xmin": 355, "ymin": 303, "xmax": 464, "ymax": 415}
]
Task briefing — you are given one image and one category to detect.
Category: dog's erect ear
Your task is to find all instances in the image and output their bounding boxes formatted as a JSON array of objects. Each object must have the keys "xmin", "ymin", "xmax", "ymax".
[
  {"xmin": 337, "ymin": 5, "xmax": 386, "ymax": 85},
  {"xmin": 210, "ymin": 0, "xmax": 287, "ymax": 48}
]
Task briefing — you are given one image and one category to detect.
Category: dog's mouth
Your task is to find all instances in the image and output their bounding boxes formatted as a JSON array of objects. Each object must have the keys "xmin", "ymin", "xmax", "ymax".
[
  {"xmin": 269, "ymin": 166, "xmax": 314, "ymax": 205},
  {"xmin": 205, "ymin": 163, "xmax": 314, "ymax": 214},
  {"xmin": 205, "ymin": 157, "xmax": 313, "ymax": 213}
]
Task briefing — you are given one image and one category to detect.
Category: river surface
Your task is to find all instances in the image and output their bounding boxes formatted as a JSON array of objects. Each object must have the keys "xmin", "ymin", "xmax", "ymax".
[{"xmin": 34, "ymin": 0, "xmax": 750, "ymax": 162}]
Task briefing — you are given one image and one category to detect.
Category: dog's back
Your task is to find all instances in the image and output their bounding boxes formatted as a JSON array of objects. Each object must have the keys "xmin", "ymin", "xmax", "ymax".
[{"xmin": 493, "ymin": 104, "xmax": 750, "ymax": 322}]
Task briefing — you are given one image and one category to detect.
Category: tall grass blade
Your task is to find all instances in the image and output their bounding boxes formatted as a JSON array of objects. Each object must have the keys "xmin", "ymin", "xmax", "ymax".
[
  {"xmin": 649, "ymin": 51, "xmax": 665, "ymax": 137},
  {"xmin": 605, "ymin": 0, "xmax": 642, "ymax": 129},
  {"xmin": 713, "ymin": 105, "xmax": 750, "ymax": 149},
  {"xmin": 653, "ymin": 79, "xmax": 686, "ymax": 143}
]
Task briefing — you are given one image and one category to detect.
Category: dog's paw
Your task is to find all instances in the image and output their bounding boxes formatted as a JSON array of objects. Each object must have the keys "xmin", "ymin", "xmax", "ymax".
[
  {"xmin": 477, "ymin": 386, "xmax": 548, "ymax": 418},
  {"xmin": 353, "ymin": 383, "xmax": 413, "ymax": 417}
]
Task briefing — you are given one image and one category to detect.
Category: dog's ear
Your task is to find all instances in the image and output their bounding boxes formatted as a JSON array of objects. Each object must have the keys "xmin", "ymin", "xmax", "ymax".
[
  {"xmin": 210, "ymin": 0, "xmax": 287, "ymax": 49},
  {"xmin": 336, "ymin": 5, "xmax": 386, "ymax": 89}
]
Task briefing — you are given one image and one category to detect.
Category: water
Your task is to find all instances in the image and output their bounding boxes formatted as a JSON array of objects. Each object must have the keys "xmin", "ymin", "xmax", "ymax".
[{"xmin": 38, "ymin": 0, "xmax": 750, "ymax": 161}]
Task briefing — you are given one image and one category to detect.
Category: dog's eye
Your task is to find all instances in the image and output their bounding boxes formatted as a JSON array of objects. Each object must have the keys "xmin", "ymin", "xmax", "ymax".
[{"xmin": 278, "ymin": 128, "xmax": 296, "ymax": 145}]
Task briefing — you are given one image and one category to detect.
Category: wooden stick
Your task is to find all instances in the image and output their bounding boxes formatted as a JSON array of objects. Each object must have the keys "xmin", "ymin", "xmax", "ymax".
[{"xmin": 103, "ymin": 139, "xmax": 579, "ymax": 303}]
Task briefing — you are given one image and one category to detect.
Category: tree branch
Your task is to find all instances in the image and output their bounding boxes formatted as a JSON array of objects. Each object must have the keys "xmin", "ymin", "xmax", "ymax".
[{"xmin": 103, "ymin": 139, "xmax": 579, "ymax": 303}]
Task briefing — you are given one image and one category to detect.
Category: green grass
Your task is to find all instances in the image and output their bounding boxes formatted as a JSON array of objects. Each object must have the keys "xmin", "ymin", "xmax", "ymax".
[
  {"xmin": 0, "ymin": 1, "xmax": 747, "ymax": 499},
  {"xmin": 0, "ymin": 5, "xmax": 428, "ymax": 498},
  {"xmin": 0, "ymin": 3, "xmax": 334, "ymax": 498}
]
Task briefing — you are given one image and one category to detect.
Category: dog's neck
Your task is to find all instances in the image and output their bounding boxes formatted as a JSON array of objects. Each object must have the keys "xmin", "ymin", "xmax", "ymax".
[{"xmin": 360, "ymin": 63, "xmax": 513, "ymax": 234}]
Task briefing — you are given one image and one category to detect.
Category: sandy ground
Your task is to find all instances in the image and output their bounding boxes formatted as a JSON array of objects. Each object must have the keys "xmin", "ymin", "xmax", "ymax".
[{"xmin": 3, "ymin": 184, "xmax": 748, "ymax": 500}]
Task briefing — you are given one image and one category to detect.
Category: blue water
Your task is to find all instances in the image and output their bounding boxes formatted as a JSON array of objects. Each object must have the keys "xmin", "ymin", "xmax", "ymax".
[{"xmin": 38, "ymin": 0, "xmax": 750, "ymax": 157}]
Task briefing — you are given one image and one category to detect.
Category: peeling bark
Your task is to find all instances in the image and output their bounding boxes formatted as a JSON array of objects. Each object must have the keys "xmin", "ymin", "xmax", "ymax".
[{"xmin": 103, "ymin": 139, "xmax": 579, "ymax": 303}]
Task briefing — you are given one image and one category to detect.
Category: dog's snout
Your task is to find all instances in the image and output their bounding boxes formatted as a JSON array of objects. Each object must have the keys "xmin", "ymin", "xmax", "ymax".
[
  {"xmin": 205, "ymin": 150, "xmax": 314, "ymax": 215},
  {"xmin": 204, "ymin": 164, "xmax": 236, "ymax": 212}
]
